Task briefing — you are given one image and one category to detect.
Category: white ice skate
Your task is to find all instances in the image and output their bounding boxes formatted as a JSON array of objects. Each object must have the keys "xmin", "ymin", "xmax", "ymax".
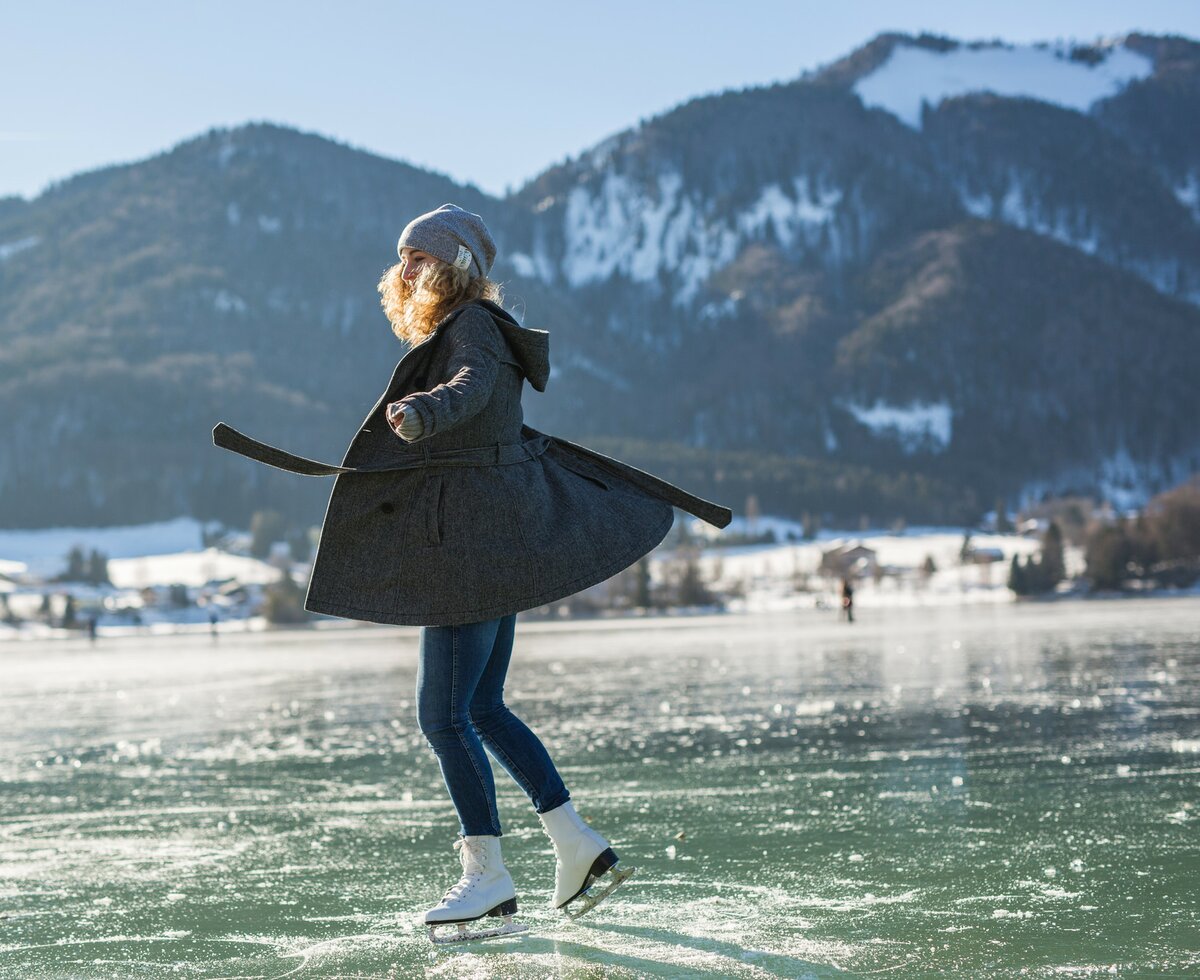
[
  {"xmin": 424, "ymin": 835, "xmax": 528, "ymax": 944},
  {"xmin": 538, "ymin": 801, "xmax": 636, "ymax": 920}
]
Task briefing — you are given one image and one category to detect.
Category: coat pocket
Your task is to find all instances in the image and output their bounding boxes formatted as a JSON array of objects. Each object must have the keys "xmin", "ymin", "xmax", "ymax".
[
  {"xmin": 415, "ymin": 474, "xmax": 445, "ymax": 547},
  {"xmin": 556, "ymin": 455, "xmax": 611, "ymax": 492}
]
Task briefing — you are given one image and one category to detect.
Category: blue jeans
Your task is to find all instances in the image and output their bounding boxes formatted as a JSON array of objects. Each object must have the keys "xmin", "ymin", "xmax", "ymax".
[{"xmin": 416, "ymin": 613, "xmax": 571, "ymax": 836}]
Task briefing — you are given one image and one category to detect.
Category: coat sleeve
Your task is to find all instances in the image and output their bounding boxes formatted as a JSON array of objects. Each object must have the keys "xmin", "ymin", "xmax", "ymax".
[{"xmin": 390, "ymin": 307, "xmax": 506, "ymax": 442}]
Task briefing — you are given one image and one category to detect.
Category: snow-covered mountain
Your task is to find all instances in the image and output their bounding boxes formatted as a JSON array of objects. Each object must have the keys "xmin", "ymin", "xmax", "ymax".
[
  {"xmin": 1, "ymin": 31, "xmax": 1198, "ymax": 529},
  {"xmin": 506, "ymin": 33, "xmax": 1200, "ymax": 309}
]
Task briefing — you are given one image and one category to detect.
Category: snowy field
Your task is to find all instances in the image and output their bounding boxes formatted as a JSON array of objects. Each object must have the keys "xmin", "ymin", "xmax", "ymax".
[
  {"xmin": 1, "ymin": 515, "xmax": 1074, "ymax": 644},
  {"xmin": 0, "ymin": 599, "xmax": 1197, "ymax": 977},
  {"xmin": 695, "ymin": 524, "xmax": 1051, "ymax": 613},
  {"xmin": 0, "ymin": 517, "xmax": 216, "ymax": 581}
]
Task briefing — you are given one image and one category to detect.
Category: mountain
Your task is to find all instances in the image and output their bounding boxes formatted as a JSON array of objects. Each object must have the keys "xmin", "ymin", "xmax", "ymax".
[{"xmin": 1, "ymin": 31, "xmax": 1198, "ymax": 531}]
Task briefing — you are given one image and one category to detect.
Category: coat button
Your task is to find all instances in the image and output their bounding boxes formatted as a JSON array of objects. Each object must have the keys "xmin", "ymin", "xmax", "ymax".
[{"xmin": 380, "ymin": 501, "xmax": 395, "ymax": 514}]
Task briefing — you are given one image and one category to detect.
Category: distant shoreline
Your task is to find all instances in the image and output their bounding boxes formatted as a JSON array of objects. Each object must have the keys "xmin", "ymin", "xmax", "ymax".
[{"xmin": 4, "ymin": 588, "xmax": 1200, "ymax": 645}]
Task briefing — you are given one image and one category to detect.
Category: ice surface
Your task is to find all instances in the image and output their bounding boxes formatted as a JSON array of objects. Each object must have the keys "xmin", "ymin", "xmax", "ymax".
[
  {"xmin": 0, "ymin": 599, "xmax": 1196, "ymax": 975},
  {"xmin": 854, "ymin": 42, "xmax": 1154, "ymax": 128}
]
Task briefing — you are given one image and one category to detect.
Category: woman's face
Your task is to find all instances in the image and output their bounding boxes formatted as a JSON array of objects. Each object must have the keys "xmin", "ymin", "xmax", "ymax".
[{"xmin": 399, "ymin": 247, "xmax": 439, "ymax": 283}]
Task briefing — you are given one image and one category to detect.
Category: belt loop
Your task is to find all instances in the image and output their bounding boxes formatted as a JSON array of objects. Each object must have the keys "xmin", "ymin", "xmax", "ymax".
[
  {"xmin": 421, "ymin": 443, "xmax": 431, "ymax": 465},
  {"xmin": 495, "ymin": 441, "xmax": 502, "ymax": 465}
]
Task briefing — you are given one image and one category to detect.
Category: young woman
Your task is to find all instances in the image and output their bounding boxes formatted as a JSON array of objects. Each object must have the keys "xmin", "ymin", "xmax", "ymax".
[{"xmin": 212, "ymin": 203, "xmax": 732, "ymax": 943}]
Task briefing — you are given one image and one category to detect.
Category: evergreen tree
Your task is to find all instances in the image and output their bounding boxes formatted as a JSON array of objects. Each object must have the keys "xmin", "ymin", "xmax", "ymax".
[
  {"xmin": 286, "ymin": 527, "xmax": 313, "ymax": 564},
  {"xmin": 262, "ymin": 570, "xmax": 308, "ymax": 624},
  {"xmin": 634, "ymin": 556, "xmax": 652, "ymax": 609},
  {"xmin": 86, "ymin": 548, "xmax": 111, "ymax": 586},
  {"xmin": 1022, "ymin": 555, "xmax": 1043, "ymax": 593},
  {"xmin": 1008, "ymin": 555, "xmax": 1027, "ymax": 594},
  {"xmin": 1085, "ymin": 522, "xmax": 1130, "ymax": 591},
  {"xmin": 995, "ymin": 498, "xmax": 1012, "ymax": 533},
  {"xmin": 1040, "ymin": 521, "xmax": 1065, "ymax": 588},
  {"xmin": 62, "ymin": 594, "xmax": 77, "ymax": 628},
  {"xmin": 676, "ymin": 546, "xmax": 713, "ymax": 607},
  {"xmin": 62, "ymin": 545, "xmax": 87, "ymax": 581},
  {"xmin": 249, "ymin": 510, "xmax": 287, "ymax": 560}
]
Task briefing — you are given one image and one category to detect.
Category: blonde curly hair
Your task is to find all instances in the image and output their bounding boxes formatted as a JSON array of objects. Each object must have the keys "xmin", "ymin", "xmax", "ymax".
[{"xmin": 378, "ymin": 256, "xmax": 504, "ymax": 346}]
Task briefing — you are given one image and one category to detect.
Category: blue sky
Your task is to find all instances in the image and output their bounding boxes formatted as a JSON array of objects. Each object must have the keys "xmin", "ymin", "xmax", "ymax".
[{"xmin": 3, "ymin": 1, "xmax": 1197, "ymax": 201}]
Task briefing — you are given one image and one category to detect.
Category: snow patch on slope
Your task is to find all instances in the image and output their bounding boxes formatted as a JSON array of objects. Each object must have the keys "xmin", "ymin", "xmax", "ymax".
[
  {"xmin": 854, "ymin": 42, "xmax": 1153, "ymax": 128},
  {"xmin": 737, "ymin": 177, "xmax": 843, "ymax": 248},
  {"xmin": 214, "ymin": 289, "xmax": 248, "ymax": 314},
  {"xmin": 562, "ymin": 171, "xmax": 722, "ymax": 298},
  {"xmin": 961, "ymin": 172, "xmax": 1101, "ymax": 254},
  {"xmin": 1018, "ymin": 448, "xmax": 1199, "ymax": 512},
  {"xmin": 559, "ymin": 171, "xmax": 841, "ymax": 305},
  {"xmin": 559, "ymin": 352, "xmax": 633, "ymax": 391},
  {"xmin": 956, "ymin": 171, "xmax": 1200, "ymax": 302},
  {"xmin": 1176, "ymin": 172, "xmax": 1200, "ymax": 223},
  {"xmin": 0, "ymin": 236, "xmax": 40, "ymax": 261},
  {"xmin": 845, "ymin": 400, "xmax": 953, "ymax": 453}
]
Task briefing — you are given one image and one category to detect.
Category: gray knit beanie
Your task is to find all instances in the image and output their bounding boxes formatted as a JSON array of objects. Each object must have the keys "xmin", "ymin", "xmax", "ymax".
[{"xmin": 396, "ymin": 203, "xmax": 497, "ymax": 279}]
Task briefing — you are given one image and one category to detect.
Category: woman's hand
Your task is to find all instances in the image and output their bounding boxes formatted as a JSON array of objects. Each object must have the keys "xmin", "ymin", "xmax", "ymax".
[{"xmin": 386, "ymin": 401, "xmax": 410, "ymax": 438}]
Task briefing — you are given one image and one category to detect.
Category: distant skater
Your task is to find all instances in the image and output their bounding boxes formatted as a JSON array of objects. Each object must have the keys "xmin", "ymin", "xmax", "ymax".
[
  {"xmin": 212, "ymin": 203, "xmax": 732, "ymax": 943},
  {"xmin": 840, "ymin": 577, "xmax": 855, "ymax": 623}
]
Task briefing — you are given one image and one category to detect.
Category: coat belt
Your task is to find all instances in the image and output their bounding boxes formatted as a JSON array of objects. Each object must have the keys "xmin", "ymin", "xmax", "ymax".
[{"xmin": 212, "ymin": 422, "xmax": 551, "ymax": 477}]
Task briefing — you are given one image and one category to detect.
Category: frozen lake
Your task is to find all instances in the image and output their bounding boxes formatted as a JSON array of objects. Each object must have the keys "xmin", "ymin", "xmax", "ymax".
[{"xmin": 1, "ymin": 599, "xmax": 1197, "ymax": 977}]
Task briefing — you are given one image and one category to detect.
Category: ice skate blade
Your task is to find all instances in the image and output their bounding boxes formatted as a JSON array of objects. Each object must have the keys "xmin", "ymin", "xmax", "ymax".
[
  {"xmin": 565, "ymin": 864, "xmax": 637, "ymax": 920},
  {"xmin": 428, "ymin": 915, "xmax": 529, "ymax": 945}
]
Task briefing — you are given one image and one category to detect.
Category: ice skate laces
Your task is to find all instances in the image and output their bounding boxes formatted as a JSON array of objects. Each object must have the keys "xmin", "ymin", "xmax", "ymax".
[{"xmin": 439, "ymin": 837, "xmax": 486, "ymax": 902}]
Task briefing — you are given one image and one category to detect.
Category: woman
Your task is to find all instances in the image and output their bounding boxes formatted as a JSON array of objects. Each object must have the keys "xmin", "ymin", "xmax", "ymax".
[{"xmin": 212, "ymin": 203, "xmax": 732, "ymax": 942}]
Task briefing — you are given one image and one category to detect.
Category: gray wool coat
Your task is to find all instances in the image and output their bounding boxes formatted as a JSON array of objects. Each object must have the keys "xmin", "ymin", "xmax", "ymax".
[{"xmin": 212, "ymin": 298, "xmax": 733, "ymax": 626}]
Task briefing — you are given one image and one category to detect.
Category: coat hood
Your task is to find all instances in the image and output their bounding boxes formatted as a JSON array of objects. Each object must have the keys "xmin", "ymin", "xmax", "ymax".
[{"xmin": 473, "ymin": 298, "xmax": 550, "ymax": 393}]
